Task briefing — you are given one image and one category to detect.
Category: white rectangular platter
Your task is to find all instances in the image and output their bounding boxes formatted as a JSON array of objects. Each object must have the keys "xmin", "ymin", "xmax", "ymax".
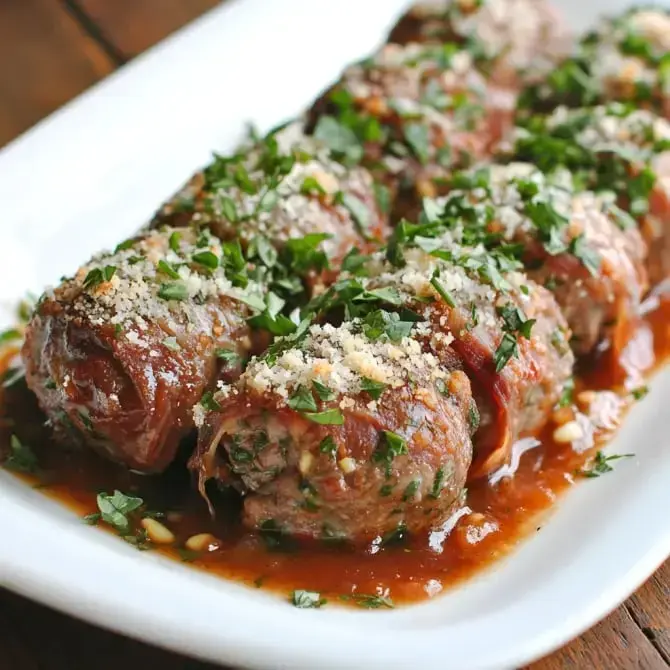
[{"xmin": 1, "ymin": 1, "xmax": 669, "ymax": 669}]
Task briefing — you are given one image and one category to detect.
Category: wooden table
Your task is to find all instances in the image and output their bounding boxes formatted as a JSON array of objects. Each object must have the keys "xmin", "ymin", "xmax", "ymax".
[{"xmin": 0, "ymin": 1, "xmax": 669, "ymax": 668}]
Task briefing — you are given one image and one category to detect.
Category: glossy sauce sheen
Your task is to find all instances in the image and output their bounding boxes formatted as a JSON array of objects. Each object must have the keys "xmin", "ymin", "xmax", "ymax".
[{"xmin": 2, "ymin": 297, "xmax": 669, "ymax": 606}]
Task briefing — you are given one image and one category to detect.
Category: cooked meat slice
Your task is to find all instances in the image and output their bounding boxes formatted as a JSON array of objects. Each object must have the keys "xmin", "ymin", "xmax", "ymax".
[
  {"xmin": 192, "ymin": 319, "xmax": 475, "ymax": 543},
  {"xmin": 520, "ymin": 7, "xmax": 670, "ymax": 117},
  {"xmin": 309, "ymin": 42, "xmax": 516, "ymax": 222},
  {"xmin": 22, "ymin": 227, "xmax": 254, "ymax": 472},
  {"xmin": 152, "ymin": 123, "xmax": 388, "ymax": 289},
  {"xmin": 358, "ymin": 245, "xmax": 573, "ymax": 477},
  {"xmin": 433, "ymin": 163, "xmax": 648, "ymax": 357},
  {"xmin": 512, "ymin": 104, "xmax": 670, "ymax": 286},
  {"xmin": 387, "ymin": 0, "xmax": 571, "ymax": 85}
]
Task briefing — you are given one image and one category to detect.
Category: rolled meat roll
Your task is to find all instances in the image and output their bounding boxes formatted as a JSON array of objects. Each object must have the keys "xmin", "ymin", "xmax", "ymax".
[
  {"xmin": 22, "ymin": 226, "xmax": 260, "ymax": 472},
  {"xmin": 520, "ymin": 7, "xmax": 670, "ymax": 117},
  {"xmin": 192, "ymin": 318, "xmax": 476, "ymax": 543},
  {"xmin": 433, "ymin": 163, "xmax": 649, "ymax": 357},
  {"xmin": 512, "ymin": 104, "xmax": 670, "ymax": 285},
  {"xmin": 310, "ymin": 41, "xmax": 516, "ymax": 222},
  {"xmin": 152, "ymin": 123, "xmax": 388, "ymax": 291},
  {"xmin": 359, "ymin": 245, "xmax": 573, "ymax": 477},
  {"xmin": 387, "ymin": 0, "xmax": 572, "ymax": 85}
]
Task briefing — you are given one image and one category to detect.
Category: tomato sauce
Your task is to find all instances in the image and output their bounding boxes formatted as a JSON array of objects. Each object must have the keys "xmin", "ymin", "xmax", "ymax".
[{"xmin": 2, "ymin": 296, "xmax": 669, "ymax": 607}]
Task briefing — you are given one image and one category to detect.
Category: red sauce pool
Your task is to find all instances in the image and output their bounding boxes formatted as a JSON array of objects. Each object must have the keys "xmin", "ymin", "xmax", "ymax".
[{"xmin": 2, "ymin": 296, "xmax": 669, "ymax": 606}]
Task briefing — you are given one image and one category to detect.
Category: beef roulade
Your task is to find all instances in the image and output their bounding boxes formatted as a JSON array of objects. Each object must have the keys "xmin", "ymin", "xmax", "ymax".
[
  {"xmin": 512, "ymin": 104, "xmax": 670, "ymax": 286},
  {"xmin": 310, "ymin": 41, "xmax": 516, "ymax": 222},
  {"xmin": 432, "ymin": 163, "xmax": 649, "ymax": 356}
]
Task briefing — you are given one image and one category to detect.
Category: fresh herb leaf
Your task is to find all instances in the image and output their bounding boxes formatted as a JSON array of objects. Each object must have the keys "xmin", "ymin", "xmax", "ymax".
[
  {"xmin": 215, "ymin": 348, "xmax": 240, "ymax": 366},
  {"xmin": 342, "ymin": 193, "xmax": 371, "ymax": 239},
  {"xmin": 430, "ymin": 275, "xmax": 456, "ymax": 307},
  {"xmin": 291, "ymin": 590, "xmax": 325, "ymax": 608},
  {"xmin": 340, "ymin": 593, "xmax": 394, "ymax": 609},
  {"xmin": 83, "ymin": 265, "xmax": 117, "ymax": 289},
  {"xmin": 94, "ymin": 490, "xmax": 144, "ymax": 535},
  {"xmin": 493, "ymin": 331, "xmax": 518, "ymax": 373},
  {"xmin": 0, "ymin": 328, "xmax": 21, "ymax": 345},
  {"xmin": 403, "ymin": 122, "xmax": 430, "ymax": 164},
  {"xmin": 4, "ymin": 435, "xmax": 38, "ymax": 473},
  {"xmin": 319, "ymin": 435, "xmax": 338, "ymax": 455},
  {"xmin": 372, "ymin": 431, "xmax": 408, "ymax": 471},
  {"xmin": 169, "ymin": 231, "xmax": 181, "ymax": 252},
  {"xmin": 312, "ymin": 380, "xmax": 336, "ymax": 402},
  {"xmin": 157, "ymin": 281, "xmax": 188, "ymax": 301},
  {"xmin": 288, "ymin": 386, "xmax": 318, "ymax": 412},
  {"xmin": 300, "ymin": 176, "xmax": 327, "ymax": 195},
  {"xmin": 632, "ymin": 386, "xmax": 649, "ymax": 401},
  {"xmin": 577, "ymin": 451, "xmax": 634, "ymax": 478},
  {"xmin": 192, "ymin": 251, "xmax": 219, "ymax": 270},
  {"xmin": 360, "ymin": 377, "xmax": 387, "ymax": 400},
  {"xmin": 200, "ymin": 391, "xmax": 221, "ymax": 412},
  {"xmin": 402, "ymin": 480, "xmax": 420, "ymax": 502},
  {"xmin": 157, "ymin": 260, "xmax": 181, "ymax": 279},
  {"xmin": 304, "ymin": 409, "xmax": 345, "ymax": 425}
]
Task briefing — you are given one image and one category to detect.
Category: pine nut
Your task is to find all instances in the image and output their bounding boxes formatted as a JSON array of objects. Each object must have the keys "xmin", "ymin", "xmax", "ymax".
[
  {"xmin": 141, "ymin": 518, "xmax": 175, "ymax": 545},
  {"xmin": 553, "ymin": 420, "xmax": 584, "ymax": 443},
  {"xmin": 185, "ymin": 533, "xmax": 220, "ymax": 553},
  {"xmin": 338, "ymin": 457, "xmax": 357, "ymax": 474}
]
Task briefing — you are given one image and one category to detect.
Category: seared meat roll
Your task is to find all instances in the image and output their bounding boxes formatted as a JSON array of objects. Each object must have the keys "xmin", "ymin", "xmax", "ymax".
[
  {"xmin": 310, "ymin": 41, "xmax": 516, "ymax": 221},
  {"xmin": 387, "ymin": 0, "xmax": 571, "ymax": 85},
  {"xmin": 22, "ymin": 226, "xmax": 260, "ymax": 472},
  {"xmin": 521, "ymin": 7, "xmax": 670, "ymax": 117},
  {"xmin": 193, "ymin": 319, "xmax": 476, "ymax": 543},
  {"xmin": 512, "ymin": 104, "xmax": 670, "ymax": 285},
  {"xmin": 359, "ymin": 245, "xmax": 573, "ymax": 476},
  {"xmin": 433, "ymin": 164, "xmax": 648, "ymax": 356},
  {"xmin": 153, "ymin": 123, "xmax": 388, "ymax": 290}
]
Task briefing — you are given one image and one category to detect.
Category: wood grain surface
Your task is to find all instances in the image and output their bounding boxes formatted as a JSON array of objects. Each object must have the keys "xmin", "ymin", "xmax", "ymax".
[{"xmin": 0, "ymin": 1, "xmax": 668, "ymax": 668}]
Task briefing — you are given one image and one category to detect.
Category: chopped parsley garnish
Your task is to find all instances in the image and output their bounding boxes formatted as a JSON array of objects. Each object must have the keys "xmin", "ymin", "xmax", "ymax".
[
  {"xmin": 430, "ymin": 275, "xmax": 456, "ymax": 307},
  {"xmin": 4, "ymin": 435, "xmax": 38, "ymax": 474},
  {"xmin": 192, "ymin": 250, "xmax": 219, "ymax": 270},
  {"xmin": 200, "ymin": 391, "xmax": 221, "ymax": 412},
  {"xmin": 360, "ymin": 377, "xmax": 387, "ymax": 400},
  {"xmin": 373, "ymin": 431, "xmax": 408, "ymax": 475},
  {"xmin": 157, "ymin": 259, "xmax": 180, "ymax": 279},
  {"xmin": 318, "ymin": 436, "xmax": 338, "ymax": 455},
  {"xmin": 494, "ymin": 332, "xmax": 519, "ymax": 373},
  {"xmin": 215, "ymin": 348, "xmax": 240, "ymax": 366},
  {"xmin": 403, "ymin": 122, "xmax": 430, "ymax": 164},
  {"xmin": 429, "ymin": 467, "xmax": 446, "ymax": 499},
  {"xmin": 340, "ymin": 593, "xmax": 394, "ymax": 609},
  {"xmin": 304, "ymin": 409, "xmax": 345, "ymax": 425},
  {"xmin": 288, "ymin": 386, "xmax": 318, "ymax": 412},
  {"xmin": 85, "ymin": 490, "xmax": 144, "ymax": 535},
  {"xmin": 300, "ymin": 176, "xmax": 327, "ymax": 196},
  {"xmin": 402, "ymin": 480, "xmax": 420, "ymax": 502},
  {"xmin": 83, "ymin": 265, "xmax": 116, "ymax": 289},
  {"xmin": 631, "ymin": 386, "xmax": 649, "ymax": 401},
  {"xmin": 291, "ymin": 590, "xmax": 326, "ymax": 608},
  {"xmin": 558, "ymin": 377, "xmax": 575, "ymax": 408},
  {"xmin": 342, "ymin": 193, "xmax": 371, "ymax": 239},
  {"xmin": 157, "ymin": 281, "xmax": 188, "ymax": 301},
  {"xmin": 468, "ymin": 402, "xmax": 481, "ymax": 432},
  {"xmin": 0, "ymin": 328, "xmax": 21, "ymax": 345},
  {"xmin": 493, "ymin": 303, "xmax": 536, "ymax": 372},
  {"xmin": 577, "ymin": 451, "xmax": 634, "ymax": 478},
  {"xmin": 312, "ymin": 380, "xmax": 336, "ymax": 402},
  {"xmin": 168, "ymin": 231, "xmax": 181, "ymax": 252}
]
